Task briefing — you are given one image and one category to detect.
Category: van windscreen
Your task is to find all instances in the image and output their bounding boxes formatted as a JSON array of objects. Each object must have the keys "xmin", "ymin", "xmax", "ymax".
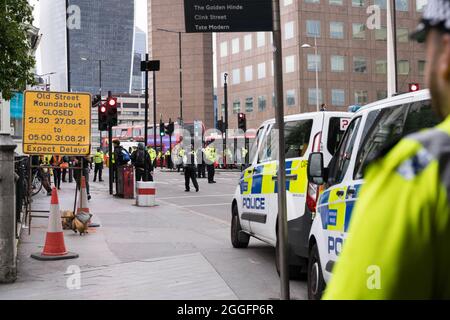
[{"xmin": 284, "ymin": 120, "xmax": 313, "ymax": 158}]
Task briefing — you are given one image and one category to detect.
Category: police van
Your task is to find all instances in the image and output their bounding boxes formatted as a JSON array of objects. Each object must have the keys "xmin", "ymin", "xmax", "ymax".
[
  {"xmin": 306, "ymin": 89, "xmax": 440, "ymax": 299},
  {"xmin": 230, "ymin": 111, "xmax": 352, "ymax": 275}
]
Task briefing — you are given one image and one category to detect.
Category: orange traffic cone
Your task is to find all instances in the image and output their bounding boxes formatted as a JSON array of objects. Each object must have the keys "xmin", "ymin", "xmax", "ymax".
[
  {"xmin": 31, "ymin": 188, "xmax": 79, "ymax": 261},
  {"xmin": 77, "ymin": 176, "xmax": 99, "ymax": 228}
]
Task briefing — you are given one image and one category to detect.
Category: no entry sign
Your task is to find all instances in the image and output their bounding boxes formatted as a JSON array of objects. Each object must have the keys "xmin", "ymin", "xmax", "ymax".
[{"xmin": 184, "ymin": 0, "xmax": 273, "ymax": 33}]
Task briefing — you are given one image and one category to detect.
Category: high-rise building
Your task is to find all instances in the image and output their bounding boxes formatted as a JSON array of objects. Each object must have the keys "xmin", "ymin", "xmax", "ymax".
[
  {"xmin": 131, "ymin": 27, "xmax": 147, "ymax": 94},
  {"xmin": 147, "ymin": 0, "xmax": 214, "ymax": 128},
  {"xmin": 216, "ymin": 0, "xmax": 428, "ymax": 129},
  {"xmin": 39, "ymin": 0, "xmax": 135, "ymax": 95}
]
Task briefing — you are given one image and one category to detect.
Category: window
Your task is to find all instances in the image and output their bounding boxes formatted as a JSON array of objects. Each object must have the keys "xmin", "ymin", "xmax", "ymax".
[
  {"xmin": 284, "ymin": 0, "xmax": 293, "ymax": 5},
  {"xmin": 308, "ymin": 88, "xmax": 323, "ymax": 105},
  {"xmin": 331, "ymin": 89, "xmax": 345, "ymax": 106},
  {"xmin": 123, "ymin": 103, "xmax": 139, "ymax": 108},
  {"xmin": 271, "ymin": 60, "xmax": 274, "ymax": 76},
  {"xmin": 232, "ymin": 69, "xmax": 240, "ymax": 84},
  {"xmin": 329, "ymin": 0, "xmax": 343, "ymax": 5},
  {"xmin": 258, "ymin": 125, "xmax": 276, "ymax": 163},
  {"xmin": 396, "ymin": 0, "xmax": 409, "ymax": 11},
  {"xmin": 375, "ymin": 60, "xmax": 387, "ymax": 74},
  {"xmin": 285, "ymin": 55, "xmax": 295, "ymax": 73},
  {"xmin": 353, "ymin": 57, "xmax": 367, "ymax": 73},
  {"xmin": 418, "ymin": 60, "xmax": 426, "ymax": 76},
  {"xmin": 232, "ymin": 38, "xmax": 240, "ymax": 54},
  {"xmin": 330, "ymin": 22, "xmax": 344, "ymax": 39},
  {"xmin": 258, "ymin": 96, "xmax": 267, "ymax": 111},
  {"xmin": 374, "ymin": 0, "xmax": 387, "ymax": 9},
  {"xmin": 307, "ymin": 54, "xmax": 321, "ymax": 72},
  {"xmin": 327, "ymin": 117, "xmax": 362, "ymax": 185},
  {"xmin": 285, "ymin": 120, "xmax": 313, "ymax": 158},
  {"xmin": 258, "ymin": 62, "xmax": 266, "ymax": 79},
  {"xmin": 352, "ymin": 23, "xmax": 366, "ymax": 39},
  {"xmin": 244, "ymin": 34, "xmax": 252, "ymax": 51},
  {"xmin": 245, "ymin": 97, "xmax": 254, "ymax": 112},
  {"xmin": 354, "ymin": 100, "xmax": 439, "ymax": 179},
  {"xmin": 327, "ymin": 117, "xmax": 350, "ymax": 155},
  {"xmin": 397, "ymin": 28, "xmax": 409, "ymax": 42},
  {"xmin": 244, "ymin": 65, "xmax": 253, "ymax": 82},
  {"xmin": 233, "ymin": 100, "xmax": 241, "ymax": 114},
  {"xmin": 305, "ymin": 0, "xmax": 320, "ymax": 3},
  {"xmin": 286, "ymin": 90, "xmax": 296, "ymax": 106},
  {"xmin": 377, "ymin": 90, "xmax": 388, "ymax": 100},
  {"xmin": 375, "ymin": 27, "xmax": 387, "ymax": 40},
  {"xmin": 257, "ymin": 32, "xmax": 266, "ymax": 47},
  {"xmin": 331, "ymin": 55, "xmax": 345, "ymax": 72},
  {"xmin": 220, "ymin": 42, "xmax": 228, "ymax": 57},
  {"xmin": 284, "ymin": 21, "xmax": 295, "ymax": 40},
  {"xmin": 354, "ymin": 90, "xmax": 368, "ymax": 105},
  {"xmin": 306, "ymin": 20, "xmax": 321, "ymax": 37},
  {"xmin": 352, "ymin": 0, "xmax": 365, "ymax": 6},
  {"xmin": 416, "ymin": 0, "xmax": 428, "ymax": 11},
  {"xmin": 398, "ymin": 60, "xmax": 410, "ymax": 75}
]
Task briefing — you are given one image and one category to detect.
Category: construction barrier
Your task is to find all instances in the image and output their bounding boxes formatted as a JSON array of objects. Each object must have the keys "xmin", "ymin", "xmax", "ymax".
[{"xmin": 136, "ymin": 181, "xmax": 156, "ymax": 207}]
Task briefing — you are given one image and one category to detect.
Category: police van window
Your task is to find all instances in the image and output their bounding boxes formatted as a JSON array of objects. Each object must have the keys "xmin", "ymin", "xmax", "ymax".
[
  {"xmin": 353, "ymin": 99, "xmax": 439, "ymax": 180},
  {"xmin": 327, "ymin": 117, "xmax": 347, "ymax": 155},
  {"xmin": 252, "ymin": 126, "xmax": 265, "ymax": 163},
  {"xmin": 328, "ymin": 117, "xmax": 361, "ymax": 186},
  {"xmin": 258, "ymin": 125, "xmax": 277, "ymax": 163},
  {"xmin": 284, "ymin": 119, "xmax": 313, "ymax": 158}
]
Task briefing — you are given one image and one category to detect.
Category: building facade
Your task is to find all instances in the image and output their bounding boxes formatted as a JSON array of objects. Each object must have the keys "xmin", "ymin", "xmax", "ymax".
[
  {"xmin": 39, "ymin": 0, "xmax": 135, "ymax": 95},
  {"xmin": 216, "ymin": 0, "xmax": 428, "ymax": 129},
  {"xmin": 147, "ymin": 0, "xmax": 214, "ymax": 129}
]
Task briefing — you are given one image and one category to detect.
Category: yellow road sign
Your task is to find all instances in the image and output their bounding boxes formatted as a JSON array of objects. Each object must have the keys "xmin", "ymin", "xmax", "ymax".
[{"xmin": 23, "ymin": 91, "xmax": 92, "ymax": 155}]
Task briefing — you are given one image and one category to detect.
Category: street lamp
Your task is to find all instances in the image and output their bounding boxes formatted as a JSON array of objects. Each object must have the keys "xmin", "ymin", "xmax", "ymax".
[
  {"xmin": 157, "ymin": 28, "xmax": 183, "ymax": 126},
  {"xmin": 301, "ymin": 37, "xmax": 320, "ymax": 112}
]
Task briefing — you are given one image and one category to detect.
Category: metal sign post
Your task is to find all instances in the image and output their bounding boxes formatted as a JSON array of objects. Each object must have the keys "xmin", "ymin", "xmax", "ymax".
[{"xmin": 272, "ymin": 0, "xmax": 290, "ymax": 300}]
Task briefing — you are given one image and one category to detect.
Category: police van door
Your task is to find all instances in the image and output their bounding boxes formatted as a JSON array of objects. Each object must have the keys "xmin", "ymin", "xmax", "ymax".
[
  {"xmin": 243, "ymin": 124, "xmax": 277, "ymax": 241},
  {"xmin": 316, "ymin": 116, "xmax": 362, "ymax": 274}
]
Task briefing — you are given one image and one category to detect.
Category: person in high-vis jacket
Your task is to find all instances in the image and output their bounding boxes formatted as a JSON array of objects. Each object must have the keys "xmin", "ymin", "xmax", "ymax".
[
  {"xmin": 324, "ymin": 0, "xmax": 450, "ymax": 299},
  {"xmin": 93, "ymin": 148, "xmax": 104, "ymax": 182},
  {"xmin": 205, "ymin": 143, "xmax": 217, "ymax": 183}
]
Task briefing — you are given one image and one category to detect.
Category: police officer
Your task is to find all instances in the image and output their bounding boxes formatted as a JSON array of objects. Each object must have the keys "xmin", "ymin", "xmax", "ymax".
[
  {"xmin": 93, "ymin": 147, "xmax": 104, "ymax": 182},
  {"xmin": 183, "ymin": 144, "xmax": 199, "ymax": 192},
  {"xmin": 324, "ymin": 0, "xmax": 450, "ymax": 299},
  {"xmin": 197, "ymin": 144, "xmax": 206, "ymax": 178},
  {"xmin": 147, "ymin": 145, "xmax": 157, "ymax": 168},
  {"xmin": 205, "ymin": 142, "xmax": 216, "ymax": 183}
]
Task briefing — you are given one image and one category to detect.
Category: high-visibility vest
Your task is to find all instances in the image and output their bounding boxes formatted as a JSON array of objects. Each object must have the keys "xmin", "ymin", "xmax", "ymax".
[
  {"xmin": 148, "ymin": 148, "xmax": 157, "ymax": 161},
  {"xmin": 94, "ymin": 151, "xmax": 104, "ymax": 164}
]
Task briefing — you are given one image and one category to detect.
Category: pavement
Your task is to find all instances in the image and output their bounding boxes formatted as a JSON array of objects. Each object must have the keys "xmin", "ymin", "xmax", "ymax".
[{"xmin": 0, "ymin": 169, "xmax": 307, "ymax": 300}]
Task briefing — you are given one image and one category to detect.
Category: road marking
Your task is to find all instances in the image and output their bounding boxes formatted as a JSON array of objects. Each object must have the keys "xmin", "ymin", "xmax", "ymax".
[
  {"xmin": 184, "ymin": 203, "xmax": 230, "ymax": 208},
  {"xmin": 158, "ymin": 194, "xmax": 234, "ymax": 200}
]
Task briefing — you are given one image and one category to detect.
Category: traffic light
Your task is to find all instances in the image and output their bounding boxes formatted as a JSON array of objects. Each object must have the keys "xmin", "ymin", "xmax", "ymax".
[
  {"xmin": 160, "ymin": 120, "xmax": 165, "ymax": 137},
  {"xmin": 98, "ymin": 103, "xmax": 108, "ymax": 131},
  {"xmin": 92, "ymin": 94, "xmax": 101, "ymax": 107},
  {"xmin": 106, "ymin": 96, "xmax": 118, "ymax": 127},
  {"xmin": 238, "ymin": 113, "xmax": 246, "ymax": 132},
  {"xmin": 409, "ymin": 83, "xmax": 420, "ymax": 92},
  {"xmin": 166, "ymin": 120, "xmax": 175, "ymax": 136}
]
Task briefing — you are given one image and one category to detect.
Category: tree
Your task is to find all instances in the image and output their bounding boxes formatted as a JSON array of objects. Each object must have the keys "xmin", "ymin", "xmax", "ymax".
[{"xmin": 0, "ymin": 0, "xmax": 36, "ymax": 101}]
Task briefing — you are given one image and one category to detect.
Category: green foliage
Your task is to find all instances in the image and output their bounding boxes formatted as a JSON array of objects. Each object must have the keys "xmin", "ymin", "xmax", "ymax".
[{"xmin": 0, "ymin": 0, "xmax": 36, "ymax": 100}]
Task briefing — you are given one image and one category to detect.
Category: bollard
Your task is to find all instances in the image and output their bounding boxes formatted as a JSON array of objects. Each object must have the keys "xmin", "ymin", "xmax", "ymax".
[
  {"xmin": 136, "ymin": 181, "xmax": 156, "ymax": 207},
  {"xmin": 0, "ymin": 134, "xmax": 17, "ymax": 283}
]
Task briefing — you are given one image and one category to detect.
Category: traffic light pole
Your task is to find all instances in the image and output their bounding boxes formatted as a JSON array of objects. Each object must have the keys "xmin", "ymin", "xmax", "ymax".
[
  {"xmin": 108, "ymin": 126, "xmax": 113, "ymax": 195},
  {"xmin": 144, "ymin": 54, "xmax": 150, "ymax": 181},
  {"xmin": 153, "ymin": 71, "xmax": 157, "ymax": 152},
  {"xmin": 223, "ymin": 73, "xmax": 228, "ymax": 168}
]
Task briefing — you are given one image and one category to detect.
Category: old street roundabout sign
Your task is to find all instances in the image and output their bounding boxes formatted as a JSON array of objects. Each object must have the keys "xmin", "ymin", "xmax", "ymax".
[{"xmin": 184, "ymin": 0, "xmax": 273, "ymax": 33}]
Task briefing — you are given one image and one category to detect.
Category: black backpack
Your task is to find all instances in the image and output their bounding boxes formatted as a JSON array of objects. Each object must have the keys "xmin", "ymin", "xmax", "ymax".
[{"xmin": 135, "ymin": 150, "xmax": 145, "ymax": 168}]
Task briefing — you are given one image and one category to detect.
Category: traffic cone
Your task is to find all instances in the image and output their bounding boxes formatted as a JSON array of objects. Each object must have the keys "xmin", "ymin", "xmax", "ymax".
[
  {"xmin": 77, "ymin": 176, "xmax": 99, "ymax": 228},
  {"xmin": 31, "ymin": 188, "xmax": 79, "ymax": 261}
]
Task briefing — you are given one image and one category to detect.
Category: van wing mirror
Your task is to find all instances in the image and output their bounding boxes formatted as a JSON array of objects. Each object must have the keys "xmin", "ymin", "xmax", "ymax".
[{"xmin": 307, "ymin": 152, "xmax": 325, "ymax": 185}]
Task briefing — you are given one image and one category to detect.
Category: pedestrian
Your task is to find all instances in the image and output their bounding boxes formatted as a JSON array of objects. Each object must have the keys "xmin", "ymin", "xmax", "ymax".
[
  {"xmin": 113, "ymin": 140, "xmax": 130, "ymax": 196},
  {"xmin": 183, "ymin": 145, "xmax": 199, "ymax": 192},
  {"xmin": 73, "ymin": 156, "xmax": 91, "ymax": 200},
  {"xmin": 32, "ymin": 155, "xmax": 52, "ymax": 196},
  {"xmin": 131, "ymin": 142, "xmax": 153, "ymax": 181},
  {"xmin": 61, "ymin": 156, "xmax": 70, "ymax": 182},
  {"xmin": 320, "ymin": 103, "xmax": 327, "ymax": 111},
  {"xmin": 205, "ymin": 142, "xmax": 217, "ymax": 183},
  {"xmin": 93, "ymin": 147, "xmax": 104, "ymax": 182},
  {"xmin": 197, "ymin": 145, "xmax": 206, "ymax": 178},
  {"xmin": 324, "ymin": 1, "xmax": 450, "ymax": 299},
  {"xmin": 147, "ymin": 145, "xmax": 157, "ymax": 168},
  {"xmin": 50, "ymin": 155, "xmax": 63, "ymax": 190}
]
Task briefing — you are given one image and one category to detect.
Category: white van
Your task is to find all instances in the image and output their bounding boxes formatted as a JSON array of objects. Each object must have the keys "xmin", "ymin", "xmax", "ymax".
[
  {"xmin": 231, "ymin": 111, "xmax": 352, "ymax": 275},
  {"xmin": 306, "ymin": 89, "xmax": 440, "ymax": 299}
]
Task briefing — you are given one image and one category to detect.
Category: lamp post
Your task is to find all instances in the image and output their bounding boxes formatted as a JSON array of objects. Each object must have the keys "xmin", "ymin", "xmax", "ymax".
[
  {"xmin": 157, "ymin": 28, "xmax": 183, "ymax": 126},
  {"xmin": 301, "ymin": 37, "xmax": 320, "ymax": 112}
]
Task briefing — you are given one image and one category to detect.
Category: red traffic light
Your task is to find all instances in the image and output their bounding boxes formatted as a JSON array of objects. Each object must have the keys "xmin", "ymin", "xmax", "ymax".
[
  {"xmin": 100, "ymin": 105, "xmax": 107, "ymax": 113},
  {"xmin": 107, "ymin": 97, "xmax": 117, "ymax": 107},
  {"xmin": 409, "ymin": 83, "xmax": 419, "ymax": 92}
]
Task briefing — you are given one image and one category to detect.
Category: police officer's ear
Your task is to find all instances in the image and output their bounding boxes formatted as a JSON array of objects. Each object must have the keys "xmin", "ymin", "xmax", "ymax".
[{"xmin": 441, "ymin": 34, "xmax": 450, "ymax": 82}]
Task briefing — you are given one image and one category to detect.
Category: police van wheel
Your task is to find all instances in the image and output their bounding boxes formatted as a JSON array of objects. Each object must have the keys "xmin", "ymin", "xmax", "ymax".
[
  {"xmin": 308, "ymin": 244, "xmax": 325, "ymax": 300},
  {"xmin": 231, "ymin": 207, "xmax": 249, "ymax": 248}
]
